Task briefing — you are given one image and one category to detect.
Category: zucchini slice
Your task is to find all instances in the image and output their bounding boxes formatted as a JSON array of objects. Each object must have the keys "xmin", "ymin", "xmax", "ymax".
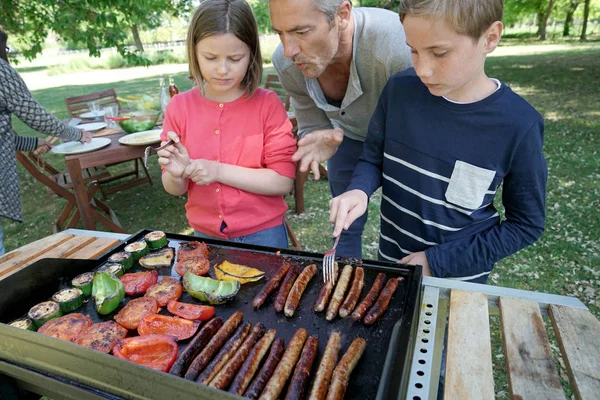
[
  {"xmin": 52, "ymin": 288, "xmax": 84, "ymax": 313},
  {"xmin": 108, "ymin": 252, "xmax": 133, "ymax": 271},
  {"xmin": 28, "ymin": 301, "xmax": 63, "ymax": 329},
  {"xmin": 96, "ymin": 263, "xmax": 124, "ymax": 277},
  {"xmin": 9, "ymin": 317, "xmax": 36, "ymax": 331},
  {"xmin": 139, "ymin": 247, "xmax": 175, "ymax": 270},
  {"xmin": 144, "ymin": 231, "xmax": 168, "ymax": 250},
  {"xmin": 124, "ymin": 241, "xmax": 149, "ymax": 261},
  {"xmin": 72, "ymin": 272, "xmax": 94, "ymax": 296}
]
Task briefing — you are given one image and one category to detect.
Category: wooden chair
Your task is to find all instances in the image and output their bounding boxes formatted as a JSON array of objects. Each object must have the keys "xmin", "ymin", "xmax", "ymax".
[
  {"xmin": 16, "ymin": 150, "xmax": 123, "ymax": 233},
  {"xmin": 264, "ymin": 74, "xmax": 328, "ymax": 214},
  {"xmin": 64, "ymin": 89, "xmax": 153, "ymax": 197},
  {"xmin": 64, "ymin": 89, "xmax": 120, "ymax": 118}
]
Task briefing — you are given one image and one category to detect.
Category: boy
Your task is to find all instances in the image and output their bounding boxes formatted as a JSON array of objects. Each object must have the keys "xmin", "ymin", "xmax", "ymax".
[{"xmin": 329, "ymin": 0, "xmax": 547, "ymax": 283}]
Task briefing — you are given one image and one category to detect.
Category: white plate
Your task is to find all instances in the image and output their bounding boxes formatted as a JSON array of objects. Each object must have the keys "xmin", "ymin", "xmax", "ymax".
[
  {"xmin": 79, "ymin": 110, "xmax": 106, "ymax": 119},
  {"xmin": 75, "ymin": 122, "xmax": 107, "ymax": 132},
  {"xmin": 118, "ymin": 129, "xmax": 163, "ymax": 146},
  {"xmin": 51, "ymin": 138, "xmax": 111, "ymax": 155}
]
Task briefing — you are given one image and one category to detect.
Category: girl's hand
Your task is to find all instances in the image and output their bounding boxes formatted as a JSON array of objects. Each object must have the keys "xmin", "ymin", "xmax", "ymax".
[
  {"xmin": 35, "ymin": 139, "xmax": 52, "ymax": 153},
  {"xmin": 157, "ymin": 131, "xmax": 190, "ymax": 178},
  {"xmin": 329, "ymin": 189, "xmax": 368, "ymax": 237},
  {"xmin": 182, "ymin": 159, "xmax": 220, "ymax": 186},
  {"xmin": 398, "ymin": 252, "xmax": 432, "ymax": 276},
  {"xmin": 80, "ymin": 130, "xmax": 93, "ymax": 143}
]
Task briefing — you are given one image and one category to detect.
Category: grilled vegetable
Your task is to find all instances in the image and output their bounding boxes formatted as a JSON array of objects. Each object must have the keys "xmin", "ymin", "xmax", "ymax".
[
  {"xmin": 28, "ymin": 301, "xmax": 63, "ymax": 328},
  {"xmin": 166, "ymin": 299, "xmax": 215, "ymax": 321},
  {"xmin": 120, "ymin": 270, "xmax": 159, "ymax": 297},
  {"xmin": 137, "ymin": 314, "xmax": 201, "ymax": 341},
  {"xmin": 214, "ymin": 261, "xmax": 265, "ymax": 284},
  {"xmin": 108, "ymin": 252, "xmax": 133, "ymax": 271},
  {"xmin": 144, "ymin": 277, "xmax": 183, "ymax": 307},
  {"xmin": 92, "ymin": 272, "xmax": 125, "ymax": 315},
  {"xmin": 113, "ymin": 334, "xmax": 178, "ymax": 372},
  {"xmin": 52, "ymin": 288, "xmax": 84, "ymax": 313},
  {"xmin": 139, "ymin": 247, "xmax": 175, "ymax": 270},
  {"xmin": 114, "ymin": 297, "xmax": 159, "ymax": 330},
  {"xmin": 124, "ymin": 241, "xmax": 149, "ymax": 261},
  {"xmin": 183, "ymin": 271, "xmax": 240, "ymax": 305},
  {"xmin": 76, "ymin": 321, "xmax": 128, "ymax": 353},
  {"xmin": 9, "ymin": 318, "xmax": 36, "ymax": 331},
  {"xmin": 144, "ymin": 231, "xmax": 168, "ymax": 249},
  {"xmin": 96, "ymin": 263, "xmax": 124, "ymax": 277},
  {"xmin": 72, "ymin": 272, "xmax": 94, "ymax": 296},
  {"xmin": 38, "ymin": 313, "xmax": 93, "ymax": 342}
]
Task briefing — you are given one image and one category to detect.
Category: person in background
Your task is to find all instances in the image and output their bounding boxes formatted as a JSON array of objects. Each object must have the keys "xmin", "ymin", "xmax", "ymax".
[
  {"xmin": 329, "ymin": 0, "xmax": 547, "ymax": 285},
  {"xmin": 157, "ymin": 0, "xmax": 297, "ymax": 248},
  {"xmin": 268, "ymin": 0, "xmax": 413, "ymax": 258},
  {"xmin": 0, "ymin": 30, "xmax": 92, "ymax": 256}
]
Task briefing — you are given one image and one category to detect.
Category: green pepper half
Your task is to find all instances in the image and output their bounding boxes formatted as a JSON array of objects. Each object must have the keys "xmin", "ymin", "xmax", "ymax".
[
  {"xmin": 92, "ymin": 272, "xmax": 125, "ymax": 315},
  {"xmin": 183, "ymin": 272, "xmax": 240, "ymax": 305}
]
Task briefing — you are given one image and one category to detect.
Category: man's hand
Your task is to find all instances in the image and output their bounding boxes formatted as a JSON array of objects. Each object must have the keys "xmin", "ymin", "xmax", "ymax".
[
  {"xmin": 79, "ymin": 130, "xmax": 93, "ymax": 143},
  {"xmin": 182, "ymin": 159, "xmax": 220, "ymax": 186},
  {"xmin": 35, "ymin": 139, "xmax": 52, "ymax": 153},
  {"xmin": 399, "ymin": 252, "xmax": 432, "ymax": 276},
  {"xmin": 292, "ymin": 128, "xmax": 343, "ymax": 179},
  {"xmin": 157, "ymin": 131, "xmax": 190, "ymax": 178},
  {"xmin": 329, "ymin": 189, "xmax": 368, "ymax": 237}
]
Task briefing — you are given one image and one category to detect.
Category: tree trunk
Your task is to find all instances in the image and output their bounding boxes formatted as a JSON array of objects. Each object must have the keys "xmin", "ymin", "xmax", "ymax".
[
  {"xmin": 563, "ymin": 0, "xmax": 578, "ymax": 36},
  {"xmin": 580, "ymin": 0, "xmax": 591, "ymax": 41},
  {"xmin": 537, "ymin": 0, "xmax": 556, "ymax": 41},
  {"xmin": 131, "ymin": 25, "xmax": 144, "ymax": 53}
]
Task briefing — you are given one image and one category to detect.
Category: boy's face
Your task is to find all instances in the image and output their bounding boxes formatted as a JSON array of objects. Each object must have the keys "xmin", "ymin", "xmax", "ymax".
[
  {"xmin": 403, "ymin": 15, "xmax": 501, "ymax": 102},
  {"xmin": 269, "ymin": 0, "xmax": 349, "ymax": 79}
]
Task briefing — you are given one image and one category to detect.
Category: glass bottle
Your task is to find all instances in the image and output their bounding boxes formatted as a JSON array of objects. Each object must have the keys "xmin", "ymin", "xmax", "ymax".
[
  {"xmin": 168, "ymin": 74, "xmax": 180, "ymax": 98},
  {"xmin": 158, "ymin": 74, "xmax": 169, "ymax": 114}
]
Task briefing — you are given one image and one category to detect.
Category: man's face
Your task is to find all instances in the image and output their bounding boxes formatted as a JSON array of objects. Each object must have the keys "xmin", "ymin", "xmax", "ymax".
[{"xmin": 270, "ymin": 0, "xmax": 341, "ymax": 78}]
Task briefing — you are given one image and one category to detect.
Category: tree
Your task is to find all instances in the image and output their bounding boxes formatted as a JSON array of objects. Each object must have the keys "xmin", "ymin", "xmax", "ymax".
[
  {"xmin": 537, "ymin": 0, "xmax": 557, "ymax": 39},
  {"xmin": 563, "ymin": 0, "xmax": 582, "ymax": 36},
  {"xmin": 580, "ymin": 0, "xmax": 592, "ymax": 40},
  {"xmin": 0, "ymin": 0, "xmax": 193, "ymax": 63}
]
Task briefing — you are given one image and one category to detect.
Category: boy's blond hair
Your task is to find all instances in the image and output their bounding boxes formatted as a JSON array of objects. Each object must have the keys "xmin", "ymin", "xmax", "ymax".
[{"xmin": 398, "ymin": 0, "xmax": 503, "ymax": 41}]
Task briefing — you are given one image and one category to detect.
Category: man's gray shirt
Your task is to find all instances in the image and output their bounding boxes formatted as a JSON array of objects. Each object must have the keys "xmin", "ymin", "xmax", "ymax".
[{"xmin": 272, "ymin": 7, "xmax": 412, "ymax": 141}]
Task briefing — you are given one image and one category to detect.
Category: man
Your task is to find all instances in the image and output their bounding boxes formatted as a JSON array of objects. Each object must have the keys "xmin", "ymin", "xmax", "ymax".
[{"xmin": 269, "ymin": 0, "xmax": 412, "ymax": 258}]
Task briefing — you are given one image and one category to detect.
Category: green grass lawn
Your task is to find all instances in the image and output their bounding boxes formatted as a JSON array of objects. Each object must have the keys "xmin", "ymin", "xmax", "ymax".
[{"xmin": 4, "ymin": 41, "xmax": 600, "ymax": 398}]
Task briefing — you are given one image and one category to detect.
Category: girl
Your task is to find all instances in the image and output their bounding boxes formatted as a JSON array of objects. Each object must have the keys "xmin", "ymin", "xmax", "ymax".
[{"xmin": 158, "ymin": 0, "xmax": 297, "ymax": 248}]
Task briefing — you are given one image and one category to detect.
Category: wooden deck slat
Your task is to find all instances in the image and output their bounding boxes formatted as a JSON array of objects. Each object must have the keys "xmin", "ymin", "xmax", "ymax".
[
  {"xmin": 67, "ymin": 237, "xmax": 121, "ymax": 260},
  {"xmin": 445, "ymin": 289, "xmax": 495, "ymax": 400},
  {"xmin": 549, "ymin": 305, "xmax": 600, "ymax": 400},
  {"xmin": 0, "ymin": 235, "xmax": 97, "ymax": 281},
  {"xmin": 499, "ymin": 297, "xmax": 565, "ymax": 399},
  {"xmin": 0, "ymin": 232, "xmax": 74, "ymax": 279}
]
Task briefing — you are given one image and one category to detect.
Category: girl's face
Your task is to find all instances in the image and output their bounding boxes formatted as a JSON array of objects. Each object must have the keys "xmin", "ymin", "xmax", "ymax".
[{"xmin": 195, "ymin": 33, "xmax": 251, "ymax": 102}]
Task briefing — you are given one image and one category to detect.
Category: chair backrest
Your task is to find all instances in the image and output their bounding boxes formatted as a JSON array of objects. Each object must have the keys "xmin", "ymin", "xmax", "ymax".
[
  {"xmin": 64, "ymin": 89, "xmax": 120, "ymax": 118},
  {"xmin": 16, "ymin": 152, "xmax": 75, "ymax": 202},
  {"xmin": 264, "ymin": 74, "xmax": 291, "ymax": 111}
]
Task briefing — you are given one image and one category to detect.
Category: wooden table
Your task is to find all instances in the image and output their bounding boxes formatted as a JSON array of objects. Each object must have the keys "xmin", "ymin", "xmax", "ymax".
[
  {"xmin": 1, "ymin": 230, "xmax": 599, "ymax": 400},
  {"xmin": 65, "ymin": 132, "xmax": 150, "ymax": 233}
]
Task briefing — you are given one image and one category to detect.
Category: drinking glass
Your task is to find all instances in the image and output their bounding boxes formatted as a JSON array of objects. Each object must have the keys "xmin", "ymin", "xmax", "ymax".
[
  {"xmin": 88, "ymin": 101, "xmax": 101, "ymax": 120},
  {"xmin": 103, "ymin": 106, "xmax": 118, "ymax": 128}
]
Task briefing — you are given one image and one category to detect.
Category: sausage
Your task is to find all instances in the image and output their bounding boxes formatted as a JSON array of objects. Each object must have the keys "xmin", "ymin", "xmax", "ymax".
[
  {"xmin": 326, "ymin": 265, "xmax": 353, "ymax": 321},
  {"xmin": 325, "ymin": 338, "xmax": 367, "ymax": 400},
  {"xmin": 197, "ymin": 322, "xmax": 251, "ymax": 385},
  {"xmin": 208, "ymin": 323, "xmax": 265, "ymax": 389},
  {"xmin": 244, "ymin": 338, "xmax": 284, "ymax": 399},
  {"xmin": 351, "ymin": 273, "xmax": 386, "ymax": 321},
  {"xmin": 229, "ymin": 329, "xmax": 277, "ymax": 396},
  {"xmin": 253, "ymin": 263, "xmax": 291, "ymax": 309},
  {"xmin": 169, "ymin": 317, "xmax": 223, "ymax": 376},
  {"xmin": 274, "ymin": 265, "xmax": 300, "ymax": 313},
  {"xmin": 184, "ymin": 311, "xmax": 243, "ymax": 381},
  {"xmin": 307, "ymin": 331, "xmax": 341, "ymax": 400},
  {"xmin": 284, "ymin": 264, "xmax": 318, "ymax": 317},
  {"xmin": 363, "ymin": 277, "xmax": 401, "ymax": 325},
  {"xmin": 314, "ymin": 263, "xmax": 339, "ymax": 312},
  {"xmin": 285, "ymin": 335, "xmax": 319, "ymax": 400},
  {"xmin": 258, "ymin": 328, "xmax": 308, "ymax": 400},
  {"xmin": 339, "ymin": 267, "xmax": 364, "ymax": 318}
]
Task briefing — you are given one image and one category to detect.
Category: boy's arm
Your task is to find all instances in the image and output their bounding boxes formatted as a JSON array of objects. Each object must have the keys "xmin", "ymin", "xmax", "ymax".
[{"xmin": 425, "ymin": 120, "xmax": 547, "ymax": 279}]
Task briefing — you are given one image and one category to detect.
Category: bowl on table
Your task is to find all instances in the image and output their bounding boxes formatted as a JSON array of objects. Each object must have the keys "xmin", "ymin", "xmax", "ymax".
[{"xmin": 115, "ymin": 110, "xmax": 161, "ymax": 133}]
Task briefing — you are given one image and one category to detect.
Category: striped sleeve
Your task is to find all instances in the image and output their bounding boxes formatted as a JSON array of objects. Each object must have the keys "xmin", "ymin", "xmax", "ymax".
[{"xmin": 14, "ymin": 135, "xmax": 38, "ymax": 152}]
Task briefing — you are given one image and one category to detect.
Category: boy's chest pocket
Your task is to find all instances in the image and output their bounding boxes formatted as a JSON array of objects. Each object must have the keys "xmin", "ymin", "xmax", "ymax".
[{"xmin": 445, "ymin": 160, "xmax": 496, "ymax": 210}]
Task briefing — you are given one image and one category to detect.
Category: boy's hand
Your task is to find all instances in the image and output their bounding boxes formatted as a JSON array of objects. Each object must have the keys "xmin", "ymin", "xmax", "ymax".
[
  {"xmin": 399, "ymin": 252, "xmax": 432, "ymax": 276},
  {"xmin": 292, "ymin": 128, "xmax": 343, "ymax": 179},
  {"xmin": 157, "ymin": 131, "xmax": 190, "ymax": 178},
  {"xmin": 182, "ymin": 159, "xmax": 220, "ymax": 186},
  {"xmin": 329, "ymin": 189, "xmax": 368, "ymax": 237}
]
